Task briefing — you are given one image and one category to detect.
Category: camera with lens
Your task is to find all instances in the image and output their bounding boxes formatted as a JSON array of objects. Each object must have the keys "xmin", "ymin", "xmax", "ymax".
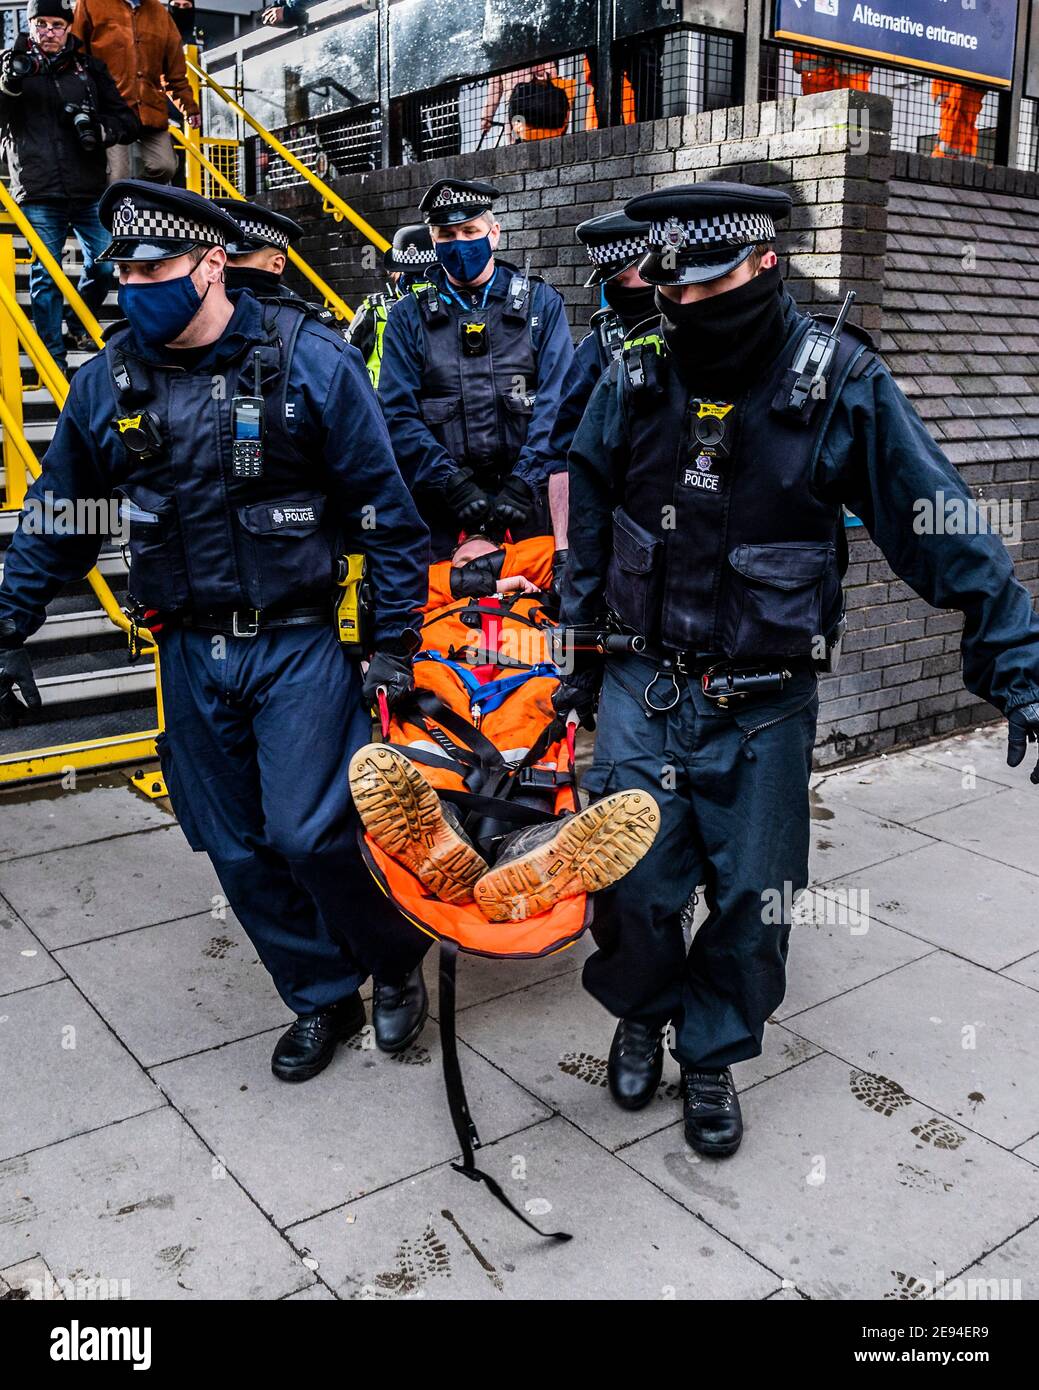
[
  {"xmin": 8, "ymin": 51, "xmax": 45, "ymax": 80},
  {"xmin": 64, "ymin": 101, "xmax": 99, "ymax": 151}
]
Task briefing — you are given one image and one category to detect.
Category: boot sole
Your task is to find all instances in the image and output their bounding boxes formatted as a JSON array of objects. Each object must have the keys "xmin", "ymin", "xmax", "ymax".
[
  {"xmin": 349, "ymin": 744, "xmax": 488, "ymax": 904},
  {"xmin": 473, "ymin": 790, "xmax": 661, "ymax": 923}
]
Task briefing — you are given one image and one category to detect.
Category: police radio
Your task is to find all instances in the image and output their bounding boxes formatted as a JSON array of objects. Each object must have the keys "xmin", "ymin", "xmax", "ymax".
[
  {"xmin": 784, "ymin": 289, "xmax": 856, "ymax": 416},
  {"xmin": 231, "ymin": 351, "xmax": 266, "ymax": 479}
]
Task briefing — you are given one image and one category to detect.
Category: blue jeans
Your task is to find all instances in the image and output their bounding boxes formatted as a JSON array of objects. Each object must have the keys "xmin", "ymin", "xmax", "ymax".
[{"xmin": 20, "ymin": 200, "xmax": 114, "ymax": 371}]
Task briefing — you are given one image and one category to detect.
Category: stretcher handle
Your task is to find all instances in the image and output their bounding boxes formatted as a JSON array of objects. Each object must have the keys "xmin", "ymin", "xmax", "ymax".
[
  {"xmin": 376, "ymin": 684, "xmax": 391, "ymax": 741},
  {"xmin": 565, "ymin": 710, "xmax": 578, "ymax": 763}
]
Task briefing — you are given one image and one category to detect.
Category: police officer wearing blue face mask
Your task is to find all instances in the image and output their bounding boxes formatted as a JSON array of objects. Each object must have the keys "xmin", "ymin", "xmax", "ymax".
[
  {"xmin": 377, "ymin": 178, "xmax": 574, "ymax": 560},
  {"xmin": 555, "ymin": 181, "xmax": 1039, "ymax": 1158},
  {"xmin": 0, "ymin": 180, "xmax": 435, "ymax": 1081}
]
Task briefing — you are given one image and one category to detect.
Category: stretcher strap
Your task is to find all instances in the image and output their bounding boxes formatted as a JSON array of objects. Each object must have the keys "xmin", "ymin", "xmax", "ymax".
[{"xmin": 438, "ymin": 939, "xmax": 571, "ymax": 1243}]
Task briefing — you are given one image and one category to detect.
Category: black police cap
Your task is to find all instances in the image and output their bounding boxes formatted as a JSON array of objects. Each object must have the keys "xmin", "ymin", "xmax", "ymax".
[
  {"xmin": 211, "ymin": 198, "xmax": 303, "ymax": 256},
  {"xmin": 627, "ymin": 182, "xmax": 792, "ymax": 286},
  {"xmin": 383, "ymin": 223, "xmax": 436, "ymax": 273},
  {"xmin": 419, "ymin": 178, "xmax": 499, "ymax": 227},
  {"xmin": 576, "ymin": 210, "xmax": 650, "ymax": 287},
  {"xmin": 98, "ymin": 180, "xmax": 244, "ymax": 264}
]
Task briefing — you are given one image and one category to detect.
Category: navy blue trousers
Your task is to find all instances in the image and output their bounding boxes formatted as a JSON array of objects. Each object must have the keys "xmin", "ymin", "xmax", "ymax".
[
  {"xmin": 581, "ymin": 655, "xmax": 818, "ymax": 1070},
  {"xmin": 155, "ymin": 625, "xmax": 426, "ymax": 1015}
]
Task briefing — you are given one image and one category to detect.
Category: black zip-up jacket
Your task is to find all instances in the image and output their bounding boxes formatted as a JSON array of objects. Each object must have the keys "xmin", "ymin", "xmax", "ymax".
[{"xmin": 0, "ymin": 34, "xmax": 139, "ymax": 204}]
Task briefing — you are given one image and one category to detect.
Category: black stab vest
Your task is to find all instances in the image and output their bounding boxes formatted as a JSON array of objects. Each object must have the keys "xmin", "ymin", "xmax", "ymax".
[
  {"xmin": 106, "ymin": 304, "xmax": 341, "ymax": 615},
  {"xmin": 604, "ymin": 302, "xmax": 872, "ymax": 659}
]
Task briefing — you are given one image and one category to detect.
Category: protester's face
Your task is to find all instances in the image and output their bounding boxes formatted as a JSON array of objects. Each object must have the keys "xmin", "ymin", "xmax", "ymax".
[
  {"xmin": 431, "ymin": 216, "xmax": 500, "ymax": 250},
  {"xmin": 29, "ymin": 16, "xmax": 70, "ymax": 54},
  {"xmin": 657, "ymin": 248, "xmax": 776, "ymax": 305},
  {"xmin": 452, "ymin": 536, "xmax": 499, "ymax": 566}
]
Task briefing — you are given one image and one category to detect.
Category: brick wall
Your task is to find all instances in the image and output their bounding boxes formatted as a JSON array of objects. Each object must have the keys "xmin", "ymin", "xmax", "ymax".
[{"xmin": 266, "ymin": 88, "xmax": 1039, "ymax": 765}]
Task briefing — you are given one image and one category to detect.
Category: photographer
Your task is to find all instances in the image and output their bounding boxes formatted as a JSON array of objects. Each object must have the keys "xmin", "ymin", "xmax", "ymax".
[{"xmin": 0, "ymin": 0, "xmax": 139, "ymax": 373}]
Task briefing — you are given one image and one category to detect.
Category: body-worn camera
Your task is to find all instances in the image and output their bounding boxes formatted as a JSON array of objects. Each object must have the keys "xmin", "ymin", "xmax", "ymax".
[{"xmin": 64, "ymin": 102, "xmax": 99, "ymax": 151}]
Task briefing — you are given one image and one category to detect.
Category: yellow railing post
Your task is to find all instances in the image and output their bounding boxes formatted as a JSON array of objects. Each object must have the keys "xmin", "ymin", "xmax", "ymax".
[
  {"xmin": 169, "ymin": 128, "xmax": 354, "ymax": 323},
  {"xmin": 0, "ymin": 235, "xmax": 27, "ymax": 510},
  {"xmin": 186, "ymin": 58, "xmax": 391, "ymax": 254},
  {"xmin": 0, "ymin": 185, "xmax": 105, "ymax": 349},
  {"xmin": 182, "ymin": 42, "xmax": 203, "ymax": 195}
]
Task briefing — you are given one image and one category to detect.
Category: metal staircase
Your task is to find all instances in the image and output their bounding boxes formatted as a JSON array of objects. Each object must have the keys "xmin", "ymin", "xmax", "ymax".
[{"xmin": 0, "ymin": 238, "xmax": 156, "ymax": 763}]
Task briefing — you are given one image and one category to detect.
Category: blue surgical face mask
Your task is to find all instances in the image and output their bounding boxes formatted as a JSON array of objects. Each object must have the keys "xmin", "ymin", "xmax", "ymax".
[
  {"xmin": 435, "ymin": 235, "xmax": 492, "ymax": 284},
  {"xmin": 117, "ymin": 268, "xmax": 208, "ymax": 348}
]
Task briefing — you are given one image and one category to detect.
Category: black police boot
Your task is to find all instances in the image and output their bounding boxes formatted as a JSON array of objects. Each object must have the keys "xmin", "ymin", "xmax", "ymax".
[
  {"xmin": 681, "ymin": 1066, "xmax": 743, "ymax": 1157},
  {"xmin": 271, "ymin": 991, "xmax": 366, "ymax": 1083},
  {"xmin": 607, "ymin": 1018, "xmax": 665, "ymax": 1111},
  {"xmin": 372, "ymin": 965, "xmax": 429, "ymax": 1054}
]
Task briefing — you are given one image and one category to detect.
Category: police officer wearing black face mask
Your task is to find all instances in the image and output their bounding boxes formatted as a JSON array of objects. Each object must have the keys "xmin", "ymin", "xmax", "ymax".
[
  {"xmin": 378, "ymin": 177, "xmax": 574, "ymax": 560},
  {"xmin": 555, "ymin": 181, "xmax": 1039, "ymax": 1158},
  {"xmin": 544, "ymin": 210, "xmax": 652, "ymax": 596},
  {"xmin": 213, "ymin": 197, "xmax": 304, "ymax": 301},
  {"xmin": 0, "ymin": 180, "xmax": 434, "ymax": 1082}
]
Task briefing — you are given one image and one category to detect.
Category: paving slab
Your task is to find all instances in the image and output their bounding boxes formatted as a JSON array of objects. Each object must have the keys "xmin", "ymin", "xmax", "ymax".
[
  {"xmin": 0, "ymin": 979, "xmax": 163, "ymax": 1160},
  {"xmin": 621, "ymin": 1053, "xmax": 1039, "ymax": 1300},
  {"xmin": 823, "ymin": 841, "xmax": 1039, "ymax": 971},
  {"xmin": 153, "ymin": 1024, "xmax": 550, "ymax": 1228},
  {"xmin": 55, "ymin": 911, "xmax": 292, "ymax": 1068},
  {"xmin": 956, "ymin": 1218, "xmax": 1039, "ymax": 1298},
  {"xmin": 913, "ymin": 789, "xmax": 1039, "ymax": 877},
  {"xmin": 291, "ymin": 1116, "xmax": 779, "ymax": 1300},
  {"xmin": 1013, "ymin": 1133, "xmax": 1039, "ymax": 1165},
  {"xmin": 776, "ymin": 889, "xmax": 932, "ymax": 1019},
  {"xmin": 808, "ymin": 801, "xmax": 932, "ymax": 885},
  {"xmin": 455, "ymin": 970, "xmax": 819, "ymax": 1151},
  {"xmin": 787, "ymin": 953, "xmax": 1039, "ymax": 1148},
  {"xmin": 1001, "ymin": 950, "xmax": 1039, "ymax": 993},
  {"xmin": 911, "ymin": 724, "xmax": 1020, "ymax": 790},
  {"xmin": 0, "ymin": 1109, "xmax": 310, "ymax": 1299},
  {"xmin": 0, "ymin": 775, "xmax": 170, "ymax": 863},
  {"xmin": 813, "ymin": 753, "xmax": 1007, "ymax": 826},
  {"xmin": 0, "ymin": 826, "xmax": 224, "ymax": 949},
  {"xmin": 0, "ymin": 893, "xmax": 63, "ymax": 997}
]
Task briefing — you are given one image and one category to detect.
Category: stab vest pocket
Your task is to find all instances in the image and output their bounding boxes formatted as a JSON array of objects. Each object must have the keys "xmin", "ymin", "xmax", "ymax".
[
  {"xmin": 420, "ymin": 395, "xmax": 466, "ymax": 466},
  {"xmin": 499, "ymin": 391, "xmax": 534, "ymax": 464},
  {"xmin": 115, "ymin": 484, "xmax": 191, "ymax": 611},
  {"xmin": 604, "ymin": 506, "xmax": 664, "ymax": 640},
  {"xmin": 722, "ymin": 541, "xmax": 838, "ymax": 660},
  {"xmin": 235, "ymin": 494, "xmax": 334, "ymax": 610}
]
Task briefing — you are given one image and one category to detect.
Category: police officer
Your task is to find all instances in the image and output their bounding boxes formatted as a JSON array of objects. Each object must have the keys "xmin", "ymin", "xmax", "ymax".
[
  {"xmin": 555, "ymin": 181, "xmax": 1039, "ymax": 1157},
  {"xmin": 0, "ymin": 182, "xmax": 434, "ymax": 1082},
  {"xmin": 212, "ymin": 196, "xmax": 305, "ymax": 302},
  {"xmin": 545, "ymin": 210, "xmax": 652, "ymax": 594},
  {"xmin": 345, "ymin": 223, "xmax": 436, "ymax": 388},
  {"xmin": 378, "ymin": 177, "xmax": 574, "ymax": 560}
]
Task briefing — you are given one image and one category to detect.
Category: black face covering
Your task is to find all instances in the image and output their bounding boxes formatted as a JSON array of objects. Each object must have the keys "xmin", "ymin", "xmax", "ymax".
[
  {"xmin": 224, "ymin": 265, "xmax": 282, "ymax": 297},
  {"xmin": 602, "ymin": 278, "xmax": 657, "ymax": 330},
  {"xmin": 168, "ymin": 3, "xmax": 195, "ymax": 39},
  {"xmin": 655, "ymin": 264, "xmax": 785, "ymax": 393}
]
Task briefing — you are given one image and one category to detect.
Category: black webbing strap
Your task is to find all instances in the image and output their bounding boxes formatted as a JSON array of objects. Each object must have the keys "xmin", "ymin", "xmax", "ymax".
[
  {"xmin": 438, "ymin": 939, "xmax": 571, "ymax": 1242},
  {"xmin": 437, "ymin": 787, "xmax": 556, "ymax": 825}
]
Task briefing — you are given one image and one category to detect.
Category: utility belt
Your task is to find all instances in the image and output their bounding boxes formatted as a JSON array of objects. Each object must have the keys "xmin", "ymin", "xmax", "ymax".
[
  {"xmin": 636, "ymin": 648, "xmax": 816, "ymax": 713},
  {"xmin": 174, "ymin": 603, "xmax": 332, "ymax": 638}
]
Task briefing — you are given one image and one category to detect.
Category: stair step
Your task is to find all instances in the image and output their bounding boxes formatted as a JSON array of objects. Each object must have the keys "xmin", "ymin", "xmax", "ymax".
[
  {"xmin": 0, "ymin": 549, "xmax": 128, "ymax": 582},
  {"xmin": 27, "ymin": 607, "xmax": 126, "ymax": 644},
  {"xmin": 0, "ymin": 703, "xmax": 158, "ymax": 760}
]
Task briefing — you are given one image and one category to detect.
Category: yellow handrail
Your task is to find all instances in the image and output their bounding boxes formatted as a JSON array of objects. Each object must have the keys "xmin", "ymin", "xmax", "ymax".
[
  {"xmin": 186, "ymin": 58, "xmax": 390, "ymax": 254},
  {"xmin": 0, "ymin": 276, "xmax": 69, "ymax": 409},
  {"xmin": 168, "ymin": 127, "xmax": 354, "ymax": 322},
  {"xmin": 0, "ymin": 183, "xmax": 105, "ymax": 348}
]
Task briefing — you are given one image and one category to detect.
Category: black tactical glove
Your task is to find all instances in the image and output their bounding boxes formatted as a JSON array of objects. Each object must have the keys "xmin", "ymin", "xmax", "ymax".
[
  {"xmin": 0, "ymin": 623, "xmax": 42, "ymax": 729},
  {"xmin": 1006, "ymin": 702, "xmax": 1039, "ymax": 785},
  {"xmin": 488, "ymin": 475, "xmax": 534, "ymax": 538},
  {"xmin": 551, "ymin": 664, "xmax": 603, "ymax": 732},
  {"xmin": 444, "ymin": 468, "xmax": 492, "ymax": 530},
  {"xmin": 361, "ymin": 630, "xmax": 420, "ymax": 714}
]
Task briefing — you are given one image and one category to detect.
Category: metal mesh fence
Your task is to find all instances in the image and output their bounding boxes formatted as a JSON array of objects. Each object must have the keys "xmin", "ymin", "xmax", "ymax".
[
  {"xmin": 613, "ymin": 26, "xmax": 738, "ymax": 123},
  {"xmin": 1018, "ymin": 98, "xmax": 1039, "ymax": 173},
  {"xmin": 760, "ymin": 43, "xmax": 1000, "ymax": 162},
  {"xmin": 247, "ymin": 107, "xmax": 382, "ymax": 194}
]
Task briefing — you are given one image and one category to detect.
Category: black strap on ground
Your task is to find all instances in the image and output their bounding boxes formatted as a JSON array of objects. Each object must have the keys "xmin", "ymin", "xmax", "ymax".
[{"xmin": 438, "ymin": 939, "xmax": 572, "ymax": 1243}]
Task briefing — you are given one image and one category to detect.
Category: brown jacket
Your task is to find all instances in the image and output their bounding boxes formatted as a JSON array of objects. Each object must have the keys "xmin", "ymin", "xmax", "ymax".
[{"xmin": 72, "ymin": 0, "xmax": 199, "ymax": 131}]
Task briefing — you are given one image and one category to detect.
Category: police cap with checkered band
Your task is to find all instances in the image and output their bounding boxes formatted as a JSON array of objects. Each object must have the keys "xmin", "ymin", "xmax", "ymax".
[
  {"xmin": 97, "ymin": 180, "xmax": 245, "ymax": 263},
  {"xmin": 418, "ymin": 178, "xmax": 500, "ymax": 227},
  {"xmin": 576, "ymin": 211, "xmax": 650, "ymax": 287},
  {"xmin": 210, "ymin": 198, "xmax": 303, "ymax": 256},
  {"xmin": 383, "ymin": 223, "xmax": 436, "ymax": 273},
  {"xmin": 626, "ymin": 182, "xmax": 791, "ymax": 286}
]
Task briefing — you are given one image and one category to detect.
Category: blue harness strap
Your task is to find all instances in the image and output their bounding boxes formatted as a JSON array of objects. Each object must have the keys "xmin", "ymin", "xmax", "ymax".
[{"xmin": 416, "ymin": 652, "xmax": 557, "ymax": 716}]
